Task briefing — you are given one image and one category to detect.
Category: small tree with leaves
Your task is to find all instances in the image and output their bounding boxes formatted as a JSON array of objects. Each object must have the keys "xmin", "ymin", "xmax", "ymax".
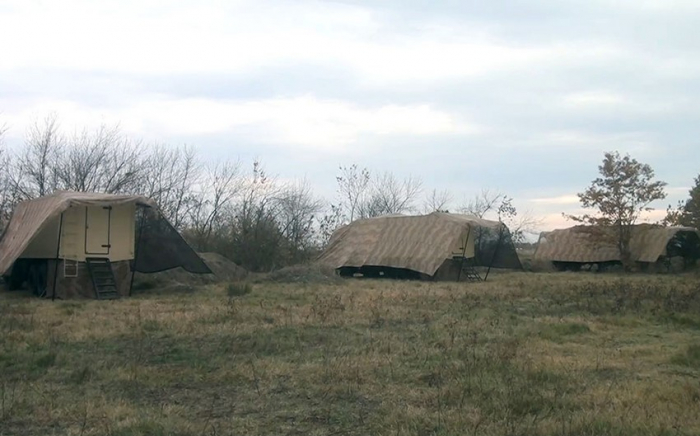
[
  {"xmin": 567, "ymin": 151, "xmax": 667, "ymax": 268},
  {"xmin": 664, "ymin": 175, "xmax": 700, "ymax": 230}
]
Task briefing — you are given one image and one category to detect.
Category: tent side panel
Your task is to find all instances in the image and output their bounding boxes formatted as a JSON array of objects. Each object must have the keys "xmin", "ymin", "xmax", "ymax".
[
  {"xmin": 108, "ymin": 203, "xmax": 135, "ymax": 262},
  {"xmin": 19, "ymin": 216, "xmax": 60, "ymax": 259}
]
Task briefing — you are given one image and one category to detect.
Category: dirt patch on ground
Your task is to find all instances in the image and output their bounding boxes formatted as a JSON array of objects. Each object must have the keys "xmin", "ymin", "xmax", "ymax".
[{"xmin": 134, "ymin": 252, "xmax": 248, "ymax": 292}]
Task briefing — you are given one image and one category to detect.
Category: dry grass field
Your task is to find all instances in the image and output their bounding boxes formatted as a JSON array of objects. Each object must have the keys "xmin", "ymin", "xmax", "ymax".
[{"xmin": 2, "ymin": 271, "xmax": 700, "ymax": 435}]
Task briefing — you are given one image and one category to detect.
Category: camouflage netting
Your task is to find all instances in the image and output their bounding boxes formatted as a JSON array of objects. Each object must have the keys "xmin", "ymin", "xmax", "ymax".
[
  {"xmin": 133, "ymin": 207, "xmax": 211, "ymax": 274},
  {"xmin": 134, "ymin": 252, "xmax": 247, "ymax": 290},
  {"xmin": 318, "ymin": 212, "xmax": 522, "ymax": 279},
  {"xmin": 470, "ymin": 224, "xmax": 522, "ymax": 269}
]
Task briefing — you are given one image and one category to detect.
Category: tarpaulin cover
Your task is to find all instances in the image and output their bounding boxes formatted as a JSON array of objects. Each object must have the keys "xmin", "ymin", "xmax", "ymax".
[
  {"xmin": 318, "ymin": 212, "xmax": 522, "ymax": 276},
  {"xmin": 533, "ymin": 224, "xmax": 700, "ymax": 263}
]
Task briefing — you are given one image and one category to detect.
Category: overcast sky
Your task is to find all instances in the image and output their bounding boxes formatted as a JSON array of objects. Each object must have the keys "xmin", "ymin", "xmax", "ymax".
[{"xmin": 1, "ymin": 0, "xmax": 698, "ymax": 231}]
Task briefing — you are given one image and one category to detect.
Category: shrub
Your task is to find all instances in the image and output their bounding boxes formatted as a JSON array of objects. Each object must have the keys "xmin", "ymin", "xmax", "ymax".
[
  {"xmin": 34, "ymin": 352, "xmax": 57, "ymax": 370},
  {"xmin": 226, "ymin": 281, "xmax": 253, "ymax": 297}
]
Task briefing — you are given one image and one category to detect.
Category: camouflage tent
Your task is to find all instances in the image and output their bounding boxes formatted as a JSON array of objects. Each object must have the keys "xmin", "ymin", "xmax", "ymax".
[
  {"xmin": 533, "ymin": 224, "xmax": 700, "ymax": 265},
  {"xmin": 318, "ymin": 212, "xmax": 522, "ymax": 280},
  {"xmin": 0, "ymin": 191, "xmax": 210, "ymax": 298}
]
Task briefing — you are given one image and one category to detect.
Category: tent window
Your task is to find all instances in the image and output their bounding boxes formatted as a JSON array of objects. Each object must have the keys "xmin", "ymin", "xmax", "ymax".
[{"xmin": 64, "ymin": 259, "xmax": 78, "ymax": 278}]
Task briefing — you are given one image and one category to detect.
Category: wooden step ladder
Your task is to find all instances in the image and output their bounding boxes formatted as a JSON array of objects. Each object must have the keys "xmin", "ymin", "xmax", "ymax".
[{"xmin": 85, "ymin": 257, "xmax": 120, "ymax": 300}]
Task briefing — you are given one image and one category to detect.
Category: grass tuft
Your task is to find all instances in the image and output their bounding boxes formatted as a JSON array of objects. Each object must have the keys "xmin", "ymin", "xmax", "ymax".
[
  {"xmin": 539, "ymin": 322, "xmax": 591, "ymax": 342},
  {"xmin": 671, "ymin": 344, "xmax": 700, "ymax": 368},
  {"xmin": 660, "ymin": 313, "xmax": 700, "ymax": 330},
  {"xmin": 226, "ymin": 281, "xmax": 253, "ymax": 297},
  {"xmin": 34, "ymin": 351, "xmax": 57, "ymax": 370}
]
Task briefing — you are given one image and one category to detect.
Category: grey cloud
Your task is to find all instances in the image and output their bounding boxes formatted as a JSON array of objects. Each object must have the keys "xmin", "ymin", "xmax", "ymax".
[{"xmin": 2, "ymin": 0, "xmax": 698, "ymax": 228}]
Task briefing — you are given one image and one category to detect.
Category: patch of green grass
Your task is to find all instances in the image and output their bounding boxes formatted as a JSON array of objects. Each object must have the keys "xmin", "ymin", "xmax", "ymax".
[
  {"xmin": 33, "ymin": 351, "xmax": 57, "ymax": 370},
  {"xmin": 58, "ymin": 301, "xmax": 86, "ymax": 316},
  {"xmin": 671, "ymin": 344, "xmax": 700, "ymax": 368},
  {"xmin": 141, "ymin": 319, "xmax": 162, "ymax": 332},
  {"xmin": 1, "ymin": 273, "xmax": 700, "ymax": 435},
  {"xmin": 661, "ymin": 313, "xmax": 700, "ymax": 330},
  {"xmin": 69, "ymin": 365, "xmax": 94, "ymax": 384},
  {"xmin": 539, "ymin": 322, "xmax": 591, "ymax": 342}
]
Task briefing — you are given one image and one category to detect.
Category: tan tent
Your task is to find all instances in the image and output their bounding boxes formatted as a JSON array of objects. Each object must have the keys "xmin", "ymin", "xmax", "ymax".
[
  {"xmin": 533, "ymin": 224, "xmax": 700, "ymax": 268},
  {"xmin": 0, "ymin": 191, "xmax": 210, "ymax": 299},
  {"xmin": 318, "ymin": 212, "xmax": 522, "ymax": 280}
]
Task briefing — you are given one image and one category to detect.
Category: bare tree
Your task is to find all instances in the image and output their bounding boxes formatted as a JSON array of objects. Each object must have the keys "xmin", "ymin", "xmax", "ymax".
[
  {"xmin": 458, "ymin": 189, "xmax": 542, "ymax": 244},
  {"xmin": 318, "ymin": 203, "xmax": 344, "ymax": 247},
  {"xmin": 459, "ymin": 189, "xmax": 509, "ymax": 219},
  {"xmin": 423, "ymin": 188, "xmax": 452, "ymax": 213},
  {"xmin": 276, "ymin": 178, "xmax": 323, "ymax": 262},
  {"xmin": 336, "ymin": 164, "xmax": 371, "ymax": 222},
  {"xmin": 227, "ymin": 160, "xmax": 285, "ymax": 271},
  {"xmin": 141, "ymin": 144, "xmax": 200, "ymax": 229},
  {"xmin": 7, "ymin": 117, "xmax": 144, "ymax": 198},
  {"xmin": 0, "ymin": 122, "xmax": 20, "ymax": 230},
  {"xmin": 13, "ymin": 114, "xmax": 63, "ymax": 198},
  {"xmin": 55, "ymin": 124, "xmax": 142, "ymax": 193},
  {"xmin": 358, "ymin": 172, "xmax": 422, "ymax": 218},
  {"xmin": 506, "ymin": 209, "xmax": 544, "ymax": 245},
  {"xmin": 188, "ymin": 159, "xmax": 243, "ymax": 250}
]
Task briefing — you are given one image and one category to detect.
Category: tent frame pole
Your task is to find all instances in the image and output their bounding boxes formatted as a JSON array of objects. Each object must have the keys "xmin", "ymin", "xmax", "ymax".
[
  {"xmin": 129, "ymin": 206, "xmax": 146, "ymax": 297},
  {"xmin": 483, "ymin": 224, "xmax": 505, "ymax": 282},
  {"xmin": 51, "ymin": 212, "xmax": 64, "ymax": 301}
]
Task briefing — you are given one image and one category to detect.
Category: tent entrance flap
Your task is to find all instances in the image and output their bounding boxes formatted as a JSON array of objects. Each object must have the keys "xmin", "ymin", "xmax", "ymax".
[{"xmin": 85, "ymin": 206, "xmax": 111, "ymax": 255}]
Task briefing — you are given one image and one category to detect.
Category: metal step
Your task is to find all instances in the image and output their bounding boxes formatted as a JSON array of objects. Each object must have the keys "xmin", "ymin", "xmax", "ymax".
[{"xmin": 455, "ymin": 257, "xmax": 483, "ymax": 282}]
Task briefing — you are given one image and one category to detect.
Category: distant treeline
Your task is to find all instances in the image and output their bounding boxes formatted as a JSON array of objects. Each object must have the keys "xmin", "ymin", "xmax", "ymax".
[{"xmin": 0, "ymin": 115, "xmax": 541, "ymax": 271}]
